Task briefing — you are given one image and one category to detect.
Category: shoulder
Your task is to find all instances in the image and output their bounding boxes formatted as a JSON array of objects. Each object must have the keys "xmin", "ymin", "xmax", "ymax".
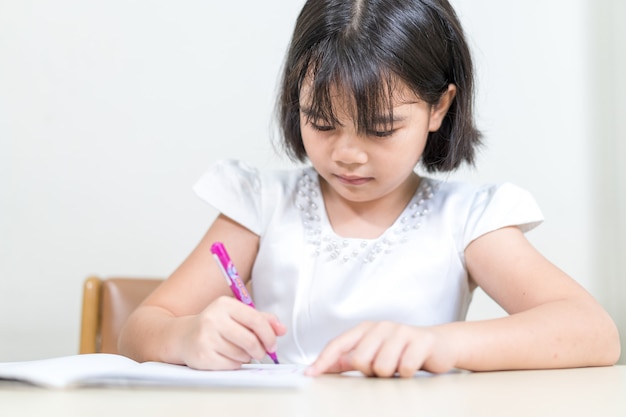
[
  {"xmin": 429, "ymin": 177, "xmax": 536, "ymax": 210},
  {"xmin": 425, "ymin": 177, "xmax": 544, "ymax": 247},
  {"xmin": 192, "ymin": 159, "xmax": 315, "ymax": 215},
  {"xmin": 192, "ymin": 159, "xmax": 313, "ymax": 235},
  {"xmin": 194, "ymin": 159, "xmax": 311, "ymax": 194}
]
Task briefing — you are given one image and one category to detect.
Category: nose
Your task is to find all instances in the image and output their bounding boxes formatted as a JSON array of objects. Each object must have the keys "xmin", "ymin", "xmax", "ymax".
[{"xmin": 331, "ymin": 133, "xmax": 368, "ymax": 166}]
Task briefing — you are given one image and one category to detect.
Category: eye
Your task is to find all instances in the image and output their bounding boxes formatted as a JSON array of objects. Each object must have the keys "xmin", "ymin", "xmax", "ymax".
[
  {"xmin": 368, "ymin": 129, "xmax": 396, "ymax": 138},
  {"xmin": 308, "ymin": 120, "xmax": 335, "ymax": 132}
]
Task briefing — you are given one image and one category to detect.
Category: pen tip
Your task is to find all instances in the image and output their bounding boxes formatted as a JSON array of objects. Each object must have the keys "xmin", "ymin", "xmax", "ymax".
[{"xmin": 268, "ymin": 352, "xmax": 279, "ymax": 364}]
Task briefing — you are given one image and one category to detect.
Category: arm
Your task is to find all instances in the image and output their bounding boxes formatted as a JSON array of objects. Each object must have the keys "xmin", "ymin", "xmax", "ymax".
[
  {"xmin": 446, "ymin": 226, "xmax": 620, "ymax": 370},
  {"xmin": 307, "ymin": 226, "xmax": 620, "ymax": 377},
  {"xmin": 118, "ymin": 214, "xmax": 286, "ymax": 370}
]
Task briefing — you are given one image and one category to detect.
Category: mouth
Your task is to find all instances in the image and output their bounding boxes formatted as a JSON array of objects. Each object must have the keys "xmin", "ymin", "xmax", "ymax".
[{"xmin": 333, "ymin": 174, "xmax": 373, "ymax": 186}]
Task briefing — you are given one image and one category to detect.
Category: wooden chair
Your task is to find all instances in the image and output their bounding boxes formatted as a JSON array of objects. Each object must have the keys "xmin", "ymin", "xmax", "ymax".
[{"xmin": 79, "ymin": 276, "xmax": 163, "ymax": 354}]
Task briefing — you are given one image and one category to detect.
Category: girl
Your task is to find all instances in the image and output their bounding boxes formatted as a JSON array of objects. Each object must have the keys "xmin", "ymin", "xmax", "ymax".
[{"xmin": 118, "ymin": 0, "xmax": 620, "ymax": 377}]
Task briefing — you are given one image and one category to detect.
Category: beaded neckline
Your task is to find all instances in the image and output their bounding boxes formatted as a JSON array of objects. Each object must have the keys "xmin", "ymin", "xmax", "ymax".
[{"xmin": 296, "ymin": 169, "xmax": 438, "ymax": 263}]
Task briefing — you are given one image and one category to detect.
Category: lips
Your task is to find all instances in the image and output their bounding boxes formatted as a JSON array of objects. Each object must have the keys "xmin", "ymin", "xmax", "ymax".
[{"xmin": 334, "ymin": 174, "xmax": 373, "ymax": 186}]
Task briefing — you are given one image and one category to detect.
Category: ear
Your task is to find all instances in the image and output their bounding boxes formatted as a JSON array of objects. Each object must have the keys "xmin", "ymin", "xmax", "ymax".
[{"xmin": 428, "ymin": 84, "xmax": 457, "ymax": 132}]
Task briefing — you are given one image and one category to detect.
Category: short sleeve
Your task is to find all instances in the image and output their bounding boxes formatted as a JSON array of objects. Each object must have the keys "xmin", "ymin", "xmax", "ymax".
[
  {"xmin": 192, "ymin": 159, "xmax": 263, "ymax": 235},
  {"xmin": 462, "ymin": 183, "xmax": 544, "ymax": 248}
]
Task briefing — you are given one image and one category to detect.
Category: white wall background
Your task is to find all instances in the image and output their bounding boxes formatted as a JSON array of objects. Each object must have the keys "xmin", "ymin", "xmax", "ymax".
[{"xmin": 1, "ymin": 0, "xmax": 624, "ymax": 362}]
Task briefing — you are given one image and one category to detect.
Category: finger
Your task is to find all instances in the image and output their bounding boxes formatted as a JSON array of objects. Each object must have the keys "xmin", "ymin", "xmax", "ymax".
[
  {"xmin": 221, "ymin": 302, "xmax": 287, "ymax": 358},
  {"xmin": 221, "ymin": 316, "xmax": 272, "ymax": 361},
  {"xmin": 185, "ymin": 340, "xmax": 251, "ymax": 371},
  {"xmin": 397, "ymin": 340, "xmax": 427, "ymax": 378},
  {"xmin": 305, "ymin": 324, "xmax": 370, "ymax": 376},
  {"xmin": 397, "ymin": 331, "xmax": 455, "ymax": 376},
  {"xmin": 345, "ymin": 327, "xmax": 388, "ymax": 377},
  {"xmin": 369, "ymin": 334, "xmax": 409, "ymax": 378},
  {"xmin": 215, "ymin": 335, "xmax": 255, "ymax": 364},
  {"xmin": 345, "ymin": 322, "xmax": 414, "ymax": 377},
  {"xmin": 262, "ymin": 313, "xmax": 287, "ymax": 336},
  {"xmin": 234, "ymin": 309, "xmax": 284, "ymax": 354},
  {"xmin": 398, "ymin": 338, "xmax": 432, "ymax": 378},
  {"xmin": 200, "ymin": 298, "xmax": 268, "ymax": 360},
  {"xmin": 212, "ymin": 353, "xmax": 247, "ymax": 370}
]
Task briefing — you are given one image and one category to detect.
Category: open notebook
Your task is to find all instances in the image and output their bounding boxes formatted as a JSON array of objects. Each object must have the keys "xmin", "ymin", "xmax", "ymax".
[{"xmin": 0, "ymin": 353, "xmax": 309, "ymax": 389}]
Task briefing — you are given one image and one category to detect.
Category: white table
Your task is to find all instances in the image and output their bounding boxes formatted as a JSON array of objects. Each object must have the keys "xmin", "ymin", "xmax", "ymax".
[{"xmin": 1, "ymin": 365, "xmax": 624, "ymax": 417}]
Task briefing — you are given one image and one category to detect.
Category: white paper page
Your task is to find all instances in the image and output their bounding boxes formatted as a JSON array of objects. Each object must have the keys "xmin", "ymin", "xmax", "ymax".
[
  {"xmin": 0, "ymin": 354, "xmax": 139, "ymax": 388},
  {"xmin": 83, "ymin": 362, "xmax": 310, "ymax": 388},
  {"xmin": 0, "ymin": 354, "xmax": 310, "ymax": 389}
]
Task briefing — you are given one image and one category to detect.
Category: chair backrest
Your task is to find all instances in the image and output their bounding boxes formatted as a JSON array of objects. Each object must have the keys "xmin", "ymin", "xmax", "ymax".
[{"xmin": 79, "ymin": 276, "xmax": 163, "ymax": 354}]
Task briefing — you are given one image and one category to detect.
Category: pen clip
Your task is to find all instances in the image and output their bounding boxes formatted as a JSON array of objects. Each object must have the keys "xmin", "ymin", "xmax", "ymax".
[{"xmin": 212, "ymin": 253, "xmax": 232, "ymax": 286}]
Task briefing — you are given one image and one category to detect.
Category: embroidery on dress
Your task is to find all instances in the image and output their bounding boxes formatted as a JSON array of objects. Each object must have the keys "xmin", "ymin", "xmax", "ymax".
[{"xmin": 296, "ymin": 171, "xmax": 438, "ymax": 263}]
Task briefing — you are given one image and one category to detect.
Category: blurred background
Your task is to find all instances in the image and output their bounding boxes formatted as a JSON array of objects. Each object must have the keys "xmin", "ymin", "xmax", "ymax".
[{"xmin": 1, "ymin": 0, "xmax": 624, "ymax": 362}]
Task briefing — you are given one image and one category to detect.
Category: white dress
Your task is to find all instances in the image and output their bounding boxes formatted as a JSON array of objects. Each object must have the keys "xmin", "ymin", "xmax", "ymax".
[{"xmin": 193, "ymin": 159, "xmax": 544, "ymax": 365}]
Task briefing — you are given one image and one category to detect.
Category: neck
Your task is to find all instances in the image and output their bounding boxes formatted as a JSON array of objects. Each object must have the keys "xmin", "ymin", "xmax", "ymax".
[{"xmin": 320, "ymin": 173, "xmax": 421, "ymax": 239}]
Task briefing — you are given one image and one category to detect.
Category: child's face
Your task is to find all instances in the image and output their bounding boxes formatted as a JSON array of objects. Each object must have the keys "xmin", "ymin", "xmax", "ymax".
[{"xmin": 299, "ymin": 80, "xmax": 451, "ymax": 205}]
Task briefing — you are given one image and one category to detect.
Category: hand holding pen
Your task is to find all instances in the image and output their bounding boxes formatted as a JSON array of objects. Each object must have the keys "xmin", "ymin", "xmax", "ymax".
[{"xmin": 210, "ymin": 242, "xmax": 280, "ymax": 364}]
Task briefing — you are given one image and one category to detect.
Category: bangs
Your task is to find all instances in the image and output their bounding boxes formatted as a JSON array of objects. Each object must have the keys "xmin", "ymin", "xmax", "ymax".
[{"xmin": 299, "ymin": 38, "xmax": 401, "ymax": 132}]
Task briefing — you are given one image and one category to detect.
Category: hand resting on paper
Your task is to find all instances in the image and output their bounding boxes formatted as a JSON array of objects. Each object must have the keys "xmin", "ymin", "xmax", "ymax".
[{"xmin": 305, "ymin": 321, "xmax": 456, "ymax": 378}]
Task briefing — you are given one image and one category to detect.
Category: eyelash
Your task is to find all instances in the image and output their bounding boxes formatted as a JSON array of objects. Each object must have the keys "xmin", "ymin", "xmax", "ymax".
[
  {"xmin": 369, "ymin": 129, "xmax": 395, "ymax": 138},
  {"xmin": 309, "ymin": 122, "xmax": 334, "ymax": 132},
  {"xmin": 308, "ymin": 121, "xmax": 396, "ymax": 138}
]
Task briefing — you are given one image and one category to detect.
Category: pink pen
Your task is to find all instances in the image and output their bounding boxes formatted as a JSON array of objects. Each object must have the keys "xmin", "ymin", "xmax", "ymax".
[{"xmin": 210, "ymin": 241, "xmax": 280, "ymax": 364}]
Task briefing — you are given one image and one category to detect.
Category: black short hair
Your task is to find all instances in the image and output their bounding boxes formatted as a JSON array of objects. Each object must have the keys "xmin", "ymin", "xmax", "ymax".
[{"xmin": 277, "ymin": 0, "xmax": 482, "ymax": 172}]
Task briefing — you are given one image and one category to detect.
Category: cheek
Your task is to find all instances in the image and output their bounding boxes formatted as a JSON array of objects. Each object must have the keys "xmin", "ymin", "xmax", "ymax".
[
  {"xmin": 300, "ymin": 129, "xmax": 313, "ymax": 151},
  {"xmin": 388, "ymin": 128, "xmax": 429, "ymax": 161},
  {"xmin": 300, "ymin": 130, "xmax": 322, "ymax": 160}
]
